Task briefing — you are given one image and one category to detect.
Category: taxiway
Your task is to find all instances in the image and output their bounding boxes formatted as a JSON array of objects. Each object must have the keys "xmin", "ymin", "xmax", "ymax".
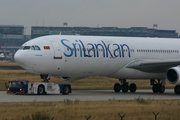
[{"xmin": 0, "ymin": 89, "xmax": 179, "ymax": 102}]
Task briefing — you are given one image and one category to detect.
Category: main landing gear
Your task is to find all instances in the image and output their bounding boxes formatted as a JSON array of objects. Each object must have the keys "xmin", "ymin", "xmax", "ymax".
[
  {"xmin": 40, "ymin": 74, "xmax": 51, "ymax": 82},
  {"xmin": 114, "ymin": 79, "xmax": 180, "ymax": 94},
  {"xmin": 114, "ymin": 79, "xmax": 137, "ymax": 93},
  {"xmin": 174, "ymin": 85, "xmax": 180, "ymax": 94},
  {"xmin": 150, "ymin": 79, "xmax": 165, "ymax": 93}
]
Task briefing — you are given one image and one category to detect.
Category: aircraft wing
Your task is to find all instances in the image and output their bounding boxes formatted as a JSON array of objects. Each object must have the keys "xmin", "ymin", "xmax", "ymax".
[{"xmin": 126, "ymin": 59, "xmax": 180, "ymax": 73}]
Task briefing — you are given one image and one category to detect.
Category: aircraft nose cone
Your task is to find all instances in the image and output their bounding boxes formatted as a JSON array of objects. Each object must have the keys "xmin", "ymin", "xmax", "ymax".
[
  {"xmin": 14, "ymin": 51, "xmax": 24, "ymax": 65},
  {"xmin": 14, "ymin": 51, "xmax": 19, "ymax": 63}
]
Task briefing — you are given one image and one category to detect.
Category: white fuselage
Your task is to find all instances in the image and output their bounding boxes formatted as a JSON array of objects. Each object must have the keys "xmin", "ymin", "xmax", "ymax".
[{"xmin": 14, "ymin": 35, "xmax": 180, "ymax": 81}]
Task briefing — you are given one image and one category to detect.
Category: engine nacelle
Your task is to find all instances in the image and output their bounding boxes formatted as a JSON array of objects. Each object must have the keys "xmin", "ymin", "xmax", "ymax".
[
  {"xmin": 60, "ymin": 76, "xmax": 83, "ymax": 82},
  {"xmin": 166, "ymin": 67, "xmax": 180, "ymax": 84}
]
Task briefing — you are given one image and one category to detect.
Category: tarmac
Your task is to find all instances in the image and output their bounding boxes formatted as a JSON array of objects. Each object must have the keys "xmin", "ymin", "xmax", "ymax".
[
  {"xmin": 0, "ymin": 65, "xmax": 179, "ymax": 102},
  {"xmin": 1, "ymin": 89, "xmax": 179, "ymax": 102}
]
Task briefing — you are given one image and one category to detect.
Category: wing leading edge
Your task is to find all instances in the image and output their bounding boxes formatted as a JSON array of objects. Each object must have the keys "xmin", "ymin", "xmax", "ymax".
[{"xmin": 126, "ymin": 59, "xmax": 180, "ymax": 73}]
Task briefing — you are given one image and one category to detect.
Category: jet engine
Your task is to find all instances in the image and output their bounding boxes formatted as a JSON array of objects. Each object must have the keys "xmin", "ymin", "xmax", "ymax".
[{"xmin": 166, "ymin": 67, "xmax": 180, "ymax": 84}]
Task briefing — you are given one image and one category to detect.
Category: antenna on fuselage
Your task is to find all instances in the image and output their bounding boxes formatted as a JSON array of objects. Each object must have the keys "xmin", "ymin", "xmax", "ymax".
[{"xmin": 59, "ymin": 32, "xmax": 61, "ymax": 35}]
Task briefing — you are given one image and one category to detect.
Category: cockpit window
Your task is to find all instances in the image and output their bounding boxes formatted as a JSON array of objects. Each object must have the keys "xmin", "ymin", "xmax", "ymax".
[
  {"xmin": 34, "ymin": 46, "xmax": 41, "ymax": 50},
  {"xmin": 31, "ymin": 46, "xmax": 35, "ymax": 50},
  {"xmin": 20, "ymin": 45, "xmax": 41, "ymax": 51},
  {"xmin": 23, "ymin": 46, "xmax": 31, "ymax": 50},
  {"xmin": 31, "ymin": 45, "xmax": 41, "ymax": 50}
]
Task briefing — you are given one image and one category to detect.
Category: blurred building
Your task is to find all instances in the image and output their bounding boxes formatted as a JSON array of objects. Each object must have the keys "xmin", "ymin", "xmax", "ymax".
[
  {"xmin": 0, "ymin": 25, "xmax": 179, "ymax": 61},
  {"xmin": 31, "ymin": 26, "xmax": 179, "ymax": 39},
  {"xmin": 0, "ymin": 25, "xmax": 31, "ymax": 60},
  {"xmin": 0, "ymin": 25, "xmax": 179, "ymax": 52}
]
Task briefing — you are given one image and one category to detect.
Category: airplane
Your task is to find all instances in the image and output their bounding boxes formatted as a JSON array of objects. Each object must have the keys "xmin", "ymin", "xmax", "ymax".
[
  {"xmin": 14, "ymin": 35, "xmax": 180, "ymax": 94},
  {"xmin": 0, "ymin": 52, "xmax": 5, "ymax": 60},
  {"xmin": 0, "ymin": 51, "xmax": 13, "ymax": 61}
]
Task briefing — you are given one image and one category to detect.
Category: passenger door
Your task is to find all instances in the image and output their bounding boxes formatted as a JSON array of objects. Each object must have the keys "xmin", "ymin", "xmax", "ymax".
[{"xmin": 51, "ymin": 41, "xmax": 62, "ymax": 60}]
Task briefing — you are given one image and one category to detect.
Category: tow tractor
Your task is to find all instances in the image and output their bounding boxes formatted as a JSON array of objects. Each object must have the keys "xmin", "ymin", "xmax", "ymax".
[{"xmin": 6, "ymin": 80, "xmax": 71, "ymax": 95}]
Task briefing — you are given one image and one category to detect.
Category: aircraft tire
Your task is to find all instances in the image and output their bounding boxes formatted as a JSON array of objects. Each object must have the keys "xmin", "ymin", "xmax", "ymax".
[
  {"xmin": 174, "ymin": 85, "xmax": 180, "ymax": 94},
  {"xmin": 63, "ymin": 85, "xmax": 70, "ymax": 95},
  {"xmin": 158, "ymin": 84, "xmax": 165, "ymax": 93},
  {"xmin": 38, "ymin": 85, "xmax": 45, "ymax": 95},
  {"xmin": 114, "ymin": 83, "xmax": 121, "ymax": 92},
  {"xmin": 152, "ymin": 84, "xmax": 158, "ymax": 93},
  {"xmin": 122, "ymin": 83, "xmax": 128, "ymax": 93},
  {"xmin": 129, "ymin": 83, "xmax": 137, "ymax": 93}
]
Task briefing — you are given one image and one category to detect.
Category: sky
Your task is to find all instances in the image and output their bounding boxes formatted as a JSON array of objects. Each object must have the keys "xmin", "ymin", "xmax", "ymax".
[{"xmin": 0, "ymin": 0, "xmax": 180, "ymax": 35}]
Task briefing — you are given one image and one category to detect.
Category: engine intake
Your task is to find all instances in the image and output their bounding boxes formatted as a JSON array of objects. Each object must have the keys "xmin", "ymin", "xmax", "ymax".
[
  {"xmin": 166, "ymin": 67, "xmax": 180, "ymax": 84},
  {"xmin": 60, "ymin": 77, "xmax": 71, "ymax": 81},
  {"xmin": 60, "ymin": 76, "xmax": 84, "ymax": 82}
]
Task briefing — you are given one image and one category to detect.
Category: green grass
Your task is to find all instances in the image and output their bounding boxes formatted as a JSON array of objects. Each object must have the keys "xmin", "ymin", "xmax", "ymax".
[{"xmin": 0, "ymin": 100, "xmax": 180, "ymax": 120}]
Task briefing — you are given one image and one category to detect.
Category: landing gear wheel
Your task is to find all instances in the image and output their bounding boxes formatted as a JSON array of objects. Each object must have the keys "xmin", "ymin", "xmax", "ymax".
[
  {"xmin": 152, "ymin": 84, "xmax": 158, "ymax": 93},
  {"xmin": 174, "ymin": 85, "xmax": 180, "ymax": 94},
  {"xmin": 158, "ymin": 85, "xmax": 165, "ymax": 93},
  {"xmin": 114, "ymin": 79, "xmax": 137, "ymax": 93},
  {"xmin": 114, "ymin": 83, "xmax": 121, "ymax": 92},
  {"xmin": 38, "ymin": 85, "xmax": 45, "ymax": 95},
  {"xmin": 63, "ymin": 85, "xmax": 70, "ymax": 95},
  {"xmin": 129, "ymin": 83, "xmax": 137, "ymax": 93},
  {"xmin": 40, "ymin": 74, "xmax": 51, "ymax": 82},
  {"xmin": 122, "ymin": 83, "xmax": 129, "ymax": 93},
  {"xmin": 151, "ymin": 79, "xmax": 166, "ymax": 94}
]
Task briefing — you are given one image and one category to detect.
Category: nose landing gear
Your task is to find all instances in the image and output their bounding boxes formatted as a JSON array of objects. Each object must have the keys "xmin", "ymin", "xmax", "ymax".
[{"xmin": 40, "ymin": 74, "xmax": 51, "ymax": 82}]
